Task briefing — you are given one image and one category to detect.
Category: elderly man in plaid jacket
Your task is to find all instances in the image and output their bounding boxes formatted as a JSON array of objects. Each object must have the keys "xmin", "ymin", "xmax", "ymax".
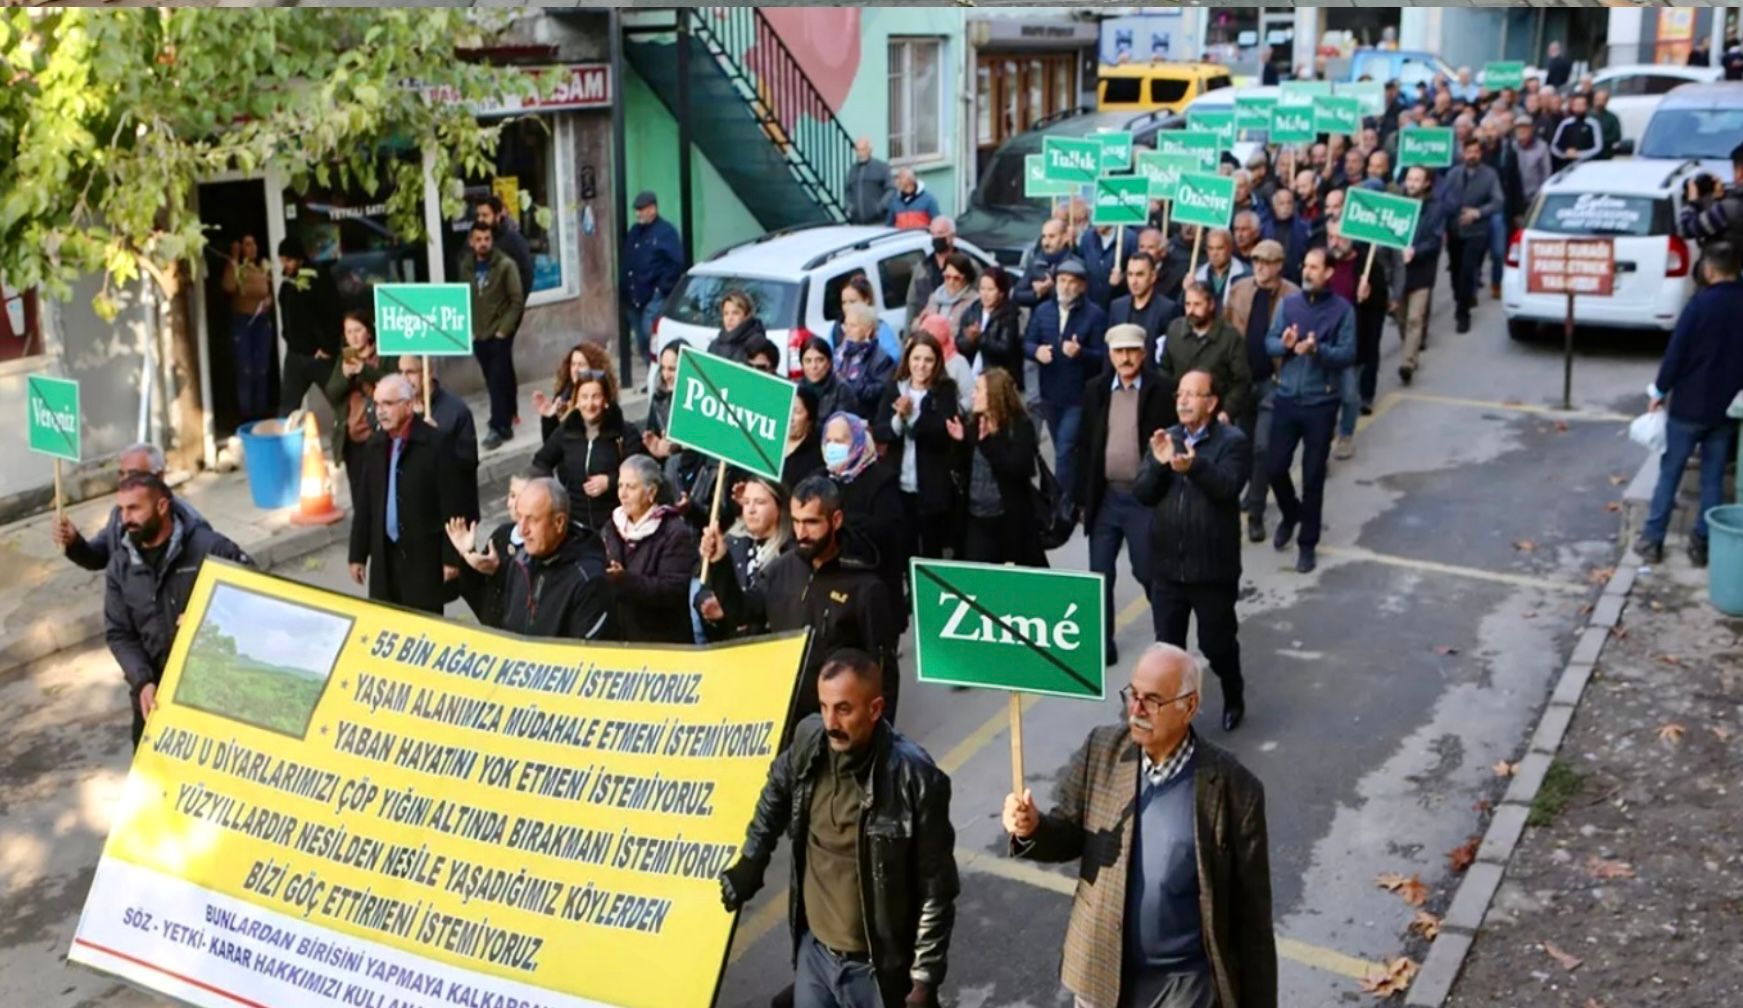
[{"xmin": 1003, "ymin": 643, "xmax": 1275, "ymax": 1008}]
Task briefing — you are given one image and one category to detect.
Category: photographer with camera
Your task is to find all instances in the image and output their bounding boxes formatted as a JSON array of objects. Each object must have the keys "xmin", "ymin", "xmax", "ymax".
[{"xmin": 1679, "ymin": 143, "xmax": 1743, "ymax": 269}]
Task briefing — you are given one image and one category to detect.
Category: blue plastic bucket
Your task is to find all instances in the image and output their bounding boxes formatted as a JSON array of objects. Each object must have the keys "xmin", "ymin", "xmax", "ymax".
[
  {"xmin": 1707, "ymin": 505, "xmax": 1743, "ymax": 616},
  {"xmin": 237, "ymin": 419, "xmax": 304, "ymax": 510}
]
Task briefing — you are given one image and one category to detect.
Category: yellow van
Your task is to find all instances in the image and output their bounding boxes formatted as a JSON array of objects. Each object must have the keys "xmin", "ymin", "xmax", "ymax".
[{"xmin": 1097, "ymin": 62, "xmax": 1234, "ymax": 113}]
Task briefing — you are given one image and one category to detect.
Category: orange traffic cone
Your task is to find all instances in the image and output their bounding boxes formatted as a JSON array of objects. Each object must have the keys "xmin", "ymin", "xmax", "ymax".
[{"xmin": 289, "ymin": 411, "xmax": 344, "ymax": 526}]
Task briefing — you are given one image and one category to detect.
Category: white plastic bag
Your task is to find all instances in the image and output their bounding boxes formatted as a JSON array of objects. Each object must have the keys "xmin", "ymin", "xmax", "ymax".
[{"xmin": 1628, "ymin": 409, "xmax": 1666, "ymax": 453}]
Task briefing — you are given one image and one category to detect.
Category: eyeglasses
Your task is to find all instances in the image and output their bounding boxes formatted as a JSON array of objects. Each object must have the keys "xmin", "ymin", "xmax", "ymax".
[
  {"xmin": 118, "ymin": 468, "xmax": 154, "ymax": 479},
  {"xmin": 1119, "ymin": 685, "xmax": 1197, "ymax": 715},
  {"xmin": 572, "ymin": 367, "xmax": 607, "ymax": 382}
]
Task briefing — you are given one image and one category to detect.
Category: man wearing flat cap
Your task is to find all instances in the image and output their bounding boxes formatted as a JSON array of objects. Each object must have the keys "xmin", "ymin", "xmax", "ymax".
[
  {"xmin": 622, "ymin": 190, "xmax": 686, "ymax": 362},
  {"xmin": 1025, "ymin": 257, "xmax": 1108, "ymax": 511}
]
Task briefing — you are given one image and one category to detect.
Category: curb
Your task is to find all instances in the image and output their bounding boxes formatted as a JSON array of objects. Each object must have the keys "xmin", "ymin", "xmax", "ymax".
[{"xmin": 1403, "ymin": 551, "xmax": 1640, "ymax": 1006}]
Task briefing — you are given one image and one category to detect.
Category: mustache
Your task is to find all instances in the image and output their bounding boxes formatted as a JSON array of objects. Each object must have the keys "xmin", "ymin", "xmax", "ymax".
[
  {"xmin": 1128, "ymin": 715, "xmax": 1154, "ymax": 732},
  {"xmin": 826, "ymin": 729, "xmax": 850, "ymax": 741}
]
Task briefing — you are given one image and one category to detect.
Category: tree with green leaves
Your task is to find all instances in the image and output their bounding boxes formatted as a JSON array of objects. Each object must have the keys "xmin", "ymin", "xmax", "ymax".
[{"xmin": 0, "ymin": 7, "xmax": 547, "ymax": 468}]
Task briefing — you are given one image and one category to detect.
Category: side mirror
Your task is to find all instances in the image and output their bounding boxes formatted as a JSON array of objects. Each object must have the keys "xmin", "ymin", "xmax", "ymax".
[{"xmin": 1613, "ymin": 138, "xmax": 1635, "ymax": 157}]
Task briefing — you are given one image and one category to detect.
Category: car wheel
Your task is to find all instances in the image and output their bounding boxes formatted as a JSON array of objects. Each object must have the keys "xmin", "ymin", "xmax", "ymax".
[{"xmin": 1506, "ymin": 318, "xmax": 1537, "ymax": 342}]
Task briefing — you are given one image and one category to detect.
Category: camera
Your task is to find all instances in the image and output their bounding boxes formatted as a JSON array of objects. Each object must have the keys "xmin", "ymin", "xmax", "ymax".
[{"xmin": 1692, "ymin": 173, "xmax": 1720, "ymax": 199}]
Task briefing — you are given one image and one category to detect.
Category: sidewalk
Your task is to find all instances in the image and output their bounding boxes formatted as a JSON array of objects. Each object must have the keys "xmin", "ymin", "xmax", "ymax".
[{"xmin": 0, "ymin": 375, "xmax": 649, "ymax": 678}]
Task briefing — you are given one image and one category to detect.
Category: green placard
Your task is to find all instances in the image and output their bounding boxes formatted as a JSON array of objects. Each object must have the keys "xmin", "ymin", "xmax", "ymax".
[
  {"xmin": 1186, "ymin": 108, "xmax": 1236, "ymax": 149},
  {"xmin": 1092, "ymin": 174, "xmax": 1150, "ymax": 226},
  {"xmin": 1269, "ymin": 104, "xmax": 1318, "ymax": 144},
  {"xmin": 26, "ymin": 374, "xmax": 80, "ymax": 463},
  {"xmin": 1134, "ymin": 150, "xmax": 1203, "ymax": 202},
  {"xmin": 1484, "ymin": 61, "xmax": 1526, "ymax": 91},
  {"xmin": 1312, "ymin": 95, "xmax": 1362, "ymax": 136},
  {"xmin": 1280, "ymin": 80, "xmax": 1333, "ymax": 105},
  {"xmin": 665, "ymin": 347, "xmax": 795, "ymax": 481},
  {"xmin": 1024, "ymin": 154, "xmax": 1078, "ymax": 198},
  {"xmin": 1338, "ymin": 79, "xmax": 1386, "ymax": 117},
  {"xmin": 1340, "ymin": 186, "xmax": 1422, "ymax": 251},
  {"xmin": 1397, "ymin": 127, "xmax": 1455, "ymax": 169},
  {"xmin": 1042, "ymin": 136, "xmax": 1102, "ymax": 185},
  {"xmin": 1234, "ymin": 95, "xmax": 1278, "ymax": 134},
  {"xmin": 1172, "ymin": 171, "xmax": 1237, "ymax": 230},
  {"xmin": 1154, "ymin": 129, "xmax": 1223, "ymax": 172},
  {"xmin": 910, "ymin": 559, "xmax": 1105, "ymax": 699},
  {"xmin": 373, "ymin": 283, "xmax": 473, "ymax": 356},
  {"xmin": 1095, "ymin": 130, "xmax": 1134, "ymax": 172}
]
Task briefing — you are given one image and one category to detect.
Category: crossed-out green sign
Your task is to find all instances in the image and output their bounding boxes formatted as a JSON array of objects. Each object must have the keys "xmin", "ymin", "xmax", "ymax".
[
  {"xmin": 1024, "ymin": 154, "xmax": 1078, "ymax": 198},
  {"xmin": 1338, "ymin": 80, "xmax": 1386, "ymax": 117},
  {"xmin": 1312, "ymin": 95, "xmax": 1362, "ymax": 136},
  {"xmin": 1135, "ymin": 150, "xmax": 1203, "ymax": 202},
  {"xmin": 1186, "ymin": 108, "xmax": 1236, "ymax": 149},
  {"xmin": 1234, "ymin": 96, "xmax": 1278, "ymax": 135},
  {"xmin": 910, "ymin": 559, "xmax": 1105, "ymax": 699},
  {"xmin": 374, "ymin": 283, "xmax": 473, "ymax": 356},
  {"xmin": 26, "ymin": 374, "xmax": 81, "ymax": 462},
  {"xmin": 1093, "ymin": 175, "xmax": 1150, "ymax": 226},
  {"xmin": 1269, "ymin": 104, "xmax": 1317, "ymax": 145},
  {"xmin": 1171, "ymin": 171, "xmax": 1236, "ymax": 229},
  {"xmin": 1095, "ymin": 130, "xmax": 1134, "ymax": 172},
  {"xmin": 1154, "ymin": 129, "xmax": 1222, "ymax": 172},
  {"xmin": 665, "ymin": 347, "xmax": 795, "ymax": 481},
  {"xmin": 1484, "ymin": 61, "xmax": 1526, "ymax": 91},
  {"xmin": 1042, "ymin": 136, "xmax": 1102, "ymax": 185},
  {"xmin": 1340, "ymin": 186, "xmax": 1422, "ymax": 250},
  {"xmin": 1280, "ymin": 80, "xmax": 1332, "ymax": 104},
  {"xmin": 1398, "ymin": 127, "xmax": 1455, "ymax": 169}
]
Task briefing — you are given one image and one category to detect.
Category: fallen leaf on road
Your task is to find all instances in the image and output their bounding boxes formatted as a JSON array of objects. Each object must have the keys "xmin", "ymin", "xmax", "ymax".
[
  {"xmin": 1473, "ymin": 798, "xmax": 1493, "ymax": 814},
  {"xmin": 1513, "ymin": 539, "xmax": 1537, "ymax": 552},
  {"xmin": 1409, "ymin": 911, "xmax": 1441, "ymax": 940},
  {"xmin": 1359, "ymin": 957, "xmax": 1420, "ymax": 998},
  {"xmin": 1588, "ymin": 566, "xmax": 1616, "ymax": 585},
  {"xmin": 1584, "ymin": 856, "xmax": 1635, "ymax": 880},
  {"xmin": 1657, "ymin": 723, "xmax": 1686, "ymax": 746},
  {"xmin": 1448, "ymin": 837, "xmax": 1480, "ymax": 873},
  {"xmin": 1658, "ymin": 654, "xmax": 1682, "ymax": 666},
  {"xmin": 1711, "ymin": 726, "xmax": 1732, "ymax": 742},
  {"xmin": 1375, "ymin": 872, "xmax": 1410, "ymax": 891},
  {"xmin": 1554, "ymin": 420, "xmax": 1570, "ymax": 433},
  {"xmin": 1608, "ymin": 473, "xmax": 1628, "ymax": 486},
  {"xmin": 1434, "ymin": 644, "xmax": 1460, "ymax": 656},
  {"xmin": 1542, "ymin": 941, "xmax": 1583, "ymax": 972},
  {"xmin": 1586, "ymin": 998, "xmax": 1606, "ymax": 1008},
  {"xmin": 1493, "ymin": 760, "xmax": 1517, "ymax": 777},
  {"xmin": 1604, "ymin": 501, "xmax": 1621, "ymax": 513}
]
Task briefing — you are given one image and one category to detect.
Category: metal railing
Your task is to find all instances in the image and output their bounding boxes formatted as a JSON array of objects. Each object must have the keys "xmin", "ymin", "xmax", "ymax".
[{"xmin": 684, "ymin": 7, "xmax": 856, "ymax": 222}]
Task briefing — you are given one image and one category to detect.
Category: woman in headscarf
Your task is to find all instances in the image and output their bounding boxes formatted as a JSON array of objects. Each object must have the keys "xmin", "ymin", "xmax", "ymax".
[
  {"xmin": 873, "ymin": 332, "xmax": 961, "ymax": 561},
  {"xmin": 957, "ymin": 265, "xmax": 1024, "ymax": 386},
  {"xmin": 822, "ymin": 410, "xmax": 907, "ymax": 618},
  {"xmin": 834, "ymin": 302, "xmax": 896, "ymax": 418},
  {"xmin": 603, "ymin": 455, "xmax": 697, "ymax": 644},
  {"xmin": 322, "ymin": 310, "xmax": 387, "ymax": 511},
  {"xmin": 706, "ymin": 290, "xmax": 766, "ymax": 364},
  {"xmin": 948, "ymin": 366, "xmax": 1046, "ymax": 567},
  {"xmin": 798, "ymin": 335, "xmax": 856, "ymax": 422},
  {"xmin": 915, "ymin": 251, "xmax": 978, "ymax": 338},
  {"xmin": 531, "ymin": 361, "xmax": 639, "ymax": 532}
]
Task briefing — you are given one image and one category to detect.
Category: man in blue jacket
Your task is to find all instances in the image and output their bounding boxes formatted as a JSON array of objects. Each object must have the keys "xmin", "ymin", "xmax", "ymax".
[
  {"xmin": 1640, "ymin": 243, "xmax": 1743, "ymax": 568},
  {"xmin": 621, "ymin": 190, "xmax": 686, "ymax": 361},
  {"xmin": 1078, "ymin": 221, "xmax": 1140, "ymax": 311},
  {"xmin": 1025, "ymin": 257, "xmax": 1108, "ymax": 510},
  {"xmin": 1263, "ymin": 247, "xmax": 1356, "ymax": 573}
]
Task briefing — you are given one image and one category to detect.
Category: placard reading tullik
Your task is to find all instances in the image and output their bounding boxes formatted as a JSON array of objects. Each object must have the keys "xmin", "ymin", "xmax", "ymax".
[
  {"xmin": 910, "ymin": 559, "xmax": 1105, "ymax": 699},
  {"xmin": 1095, "ymin": 130, "xmax": 1134, "ymax": 172},
  {"xmin": 1312, "ymin": 95, "xmax": 1362, "ymax": 137},
  {"xmin": 1092, "ymin": 175, "xmax": 1150, "ymax": 227},
  {"xmin": 373, "ymin": 283, "xmax": 473, "ymax": 357},
  {"xmin": 68, "ymin": 561, "xmax": 808, "ymax": 1008},
  {"xmin": 1024, "ymin": 154, "xmax": 1079, "ymax": 199},
  {"xmin": 1042, "ymin": 136, "xmax": 1102, "ymax": 185},
  {"xmin": 26, "ymin": 373, "xmax": 81, "ymax": 463},
  {"xmin": 1340, "ymin": 186, "xmax": 1423, "ymax": 251},
  {"xmin": 1134, "ymin": 151, "xmax": 1203, "ymax": 202},
  {"xmin": 1484, "ymin": 61, "xmax": 1526, "ymax": 91},
  {"xmin": 665, "ymin": 347, "xmax": 795, "ymax": 482},
  {"xmin": 1171, "ymin": 171, "xmax": 1237, "ymax": 230},
  {"xmin": 1269, "ymin": 104, "xmax": 1318, "ymax": 145},
  {"xmin": 1154, "ymin": 129, "xmax": 1223, "ymax": 172},
  {"xmin": 1397, "ymin": 127, "xmax": 1455, "ymax": 169}
]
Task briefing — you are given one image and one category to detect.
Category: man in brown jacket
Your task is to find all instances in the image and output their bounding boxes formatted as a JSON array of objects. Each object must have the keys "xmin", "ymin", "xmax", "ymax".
[
  {"xmin": 1158, "ymin": 283, "xmax": 1251, "ymax": 426},
  {"xmin": 1003, "ymin": 643, "xmax": 1275, "ymax": 1008},
  {"xmin": 1222, "ymin": 242, "xmax": 1299, "ymax": 542}
]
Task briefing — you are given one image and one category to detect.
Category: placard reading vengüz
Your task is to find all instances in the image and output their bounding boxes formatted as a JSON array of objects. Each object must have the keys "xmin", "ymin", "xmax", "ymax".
[{"xmin": 69, "ymin": 561, "xmax": 806, "ymax": 1008}]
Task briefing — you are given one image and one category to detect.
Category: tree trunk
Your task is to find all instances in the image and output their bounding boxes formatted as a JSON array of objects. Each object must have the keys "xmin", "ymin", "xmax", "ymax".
[{"xmin": 152, "ymin": 260, "xmax": 205, "ymax": 474}]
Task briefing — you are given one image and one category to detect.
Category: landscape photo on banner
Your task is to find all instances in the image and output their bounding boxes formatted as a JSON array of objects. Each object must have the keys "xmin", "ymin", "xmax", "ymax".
[{"xmin": 68, "ymin": 561, "xmax": 807, "ymax": 1008}]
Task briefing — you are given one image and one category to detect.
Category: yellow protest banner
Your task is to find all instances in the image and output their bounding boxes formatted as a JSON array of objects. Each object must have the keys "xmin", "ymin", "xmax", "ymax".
[{"xmin": 69, "ymin": 561, "xmax": 805, "ymax": 1008}]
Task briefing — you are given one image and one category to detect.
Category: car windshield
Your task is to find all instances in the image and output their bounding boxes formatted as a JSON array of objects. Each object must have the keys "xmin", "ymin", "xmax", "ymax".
[
  {"xmin": 1530, "ymin": 192, "xmax": 1670, "ymax": 237},
  {"xmin": 664, "ymin": 274, "xmax": 802, "ymax": 329},
  {"xmin": 1638, "ymin": 107, "xmax": 1743, "ymax": 161},
  {"xmin": 973, "ymin": 148, "xmax": 1052, "ymax": 212}
]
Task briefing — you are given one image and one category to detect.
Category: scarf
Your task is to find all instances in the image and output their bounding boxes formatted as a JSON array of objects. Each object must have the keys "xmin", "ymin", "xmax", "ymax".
[
  {"xmin": 824, "ymin": 411, "xmax": 879, "ymax": 482},
  {"xmin": 837, "ymin": 338, "xmax": 880, "ymax": 384},
  {"xmin": 611, "ymin": 504, "xmax": 673, "ymax": 544}
]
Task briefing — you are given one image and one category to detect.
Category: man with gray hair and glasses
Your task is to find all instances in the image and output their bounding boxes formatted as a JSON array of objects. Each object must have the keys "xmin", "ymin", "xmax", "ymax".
[
  {"xmin": 347, "ymin": 374, "xmax": 464, "ymax": 613},
  {"xmin": 52, "ymin": 442, "xmax": 206, "ymax": 571}
]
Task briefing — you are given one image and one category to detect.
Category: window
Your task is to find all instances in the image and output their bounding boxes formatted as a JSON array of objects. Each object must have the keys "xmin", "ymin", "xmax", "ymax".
[
  {"xmin": 663, "ymin": 274, "xmax": 802, "ymax": 330},
  {"xmin": 1206, "ymin": 74, "xmax": 1233, "ymax": 92},
  {"xmin": 1531, "ymin": 193, "xmax": 1672, "ymax": 237},
  {"xmin": 980, "ymin": 53, "xmax": 1078, "ymax": 153},
  {"xmin": 1641, "ymin": 75, "xmax": 1695, "ymax": 96},
  {"xmin": 890, "ymin": 39, "xmax": 944, "ymax": 162},
  {"xmin": 1640, "ymin": 108, "xmax": 1743, "ymax": 161},
  {"xmin": 281, "ymin": 149, "xmax": 430, "ymax": 313},
  {"xmin": 1149, "ymin": 78, "xmax": 1190, "ymax": 104},
  {"xmin": 0, "ymin": 280, "xmax": 42, "ymax": 363},
  {"xmin": 820, "ymin": 270, "xmax": 863, "ymax": 323},
  {"xmin": 443, "ymin": 113, "xmax": 576, "ymax": 304},
  {"xmin": 1601, "ymin": 74, "xmax": 1647, "ymax": 98},
  {"xmin": 877, "ymin": 251, "xmax": 921, "ymax": 311}
]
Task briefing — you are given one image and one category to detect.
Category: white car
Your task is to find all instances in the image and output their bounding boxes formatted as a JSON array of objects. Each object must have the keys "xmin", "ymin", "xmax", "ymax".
[
  {"xmin": 1502, "ymin": 160, "xmax": 1697, "ymax": 339},
  {"xmin": 651, "ymin": 225, "xmax": 995, "ymax": 385},
  {"xmin": 1627, "ymin": 81, "xmax": 1743, "ymax": 178},
  {"xmin": 1591, "ymin": 64, "xmax": 1722, "ymax": 143}
]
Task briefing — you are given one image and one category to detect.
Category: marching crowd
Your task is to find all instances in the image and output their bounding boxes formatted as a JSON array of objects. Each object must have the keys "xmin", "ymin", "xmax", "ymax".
[{"xmin": 58, "ymin": 50, "xmax": 1743, "ymax": 1008}]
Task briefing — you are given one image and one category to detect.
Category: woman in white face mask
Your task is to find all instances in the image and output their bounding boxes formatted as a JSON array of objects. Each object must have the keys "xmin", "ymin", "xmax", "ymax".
[{"xmin": 820, "ymin": 411, "xmax": 908, "ymax": 627}]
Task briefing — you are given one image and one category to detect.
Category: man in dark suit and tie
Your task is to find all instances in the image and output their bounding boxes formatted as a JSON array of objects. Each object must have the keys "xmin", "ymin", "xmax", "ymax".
[{"xmin": 348, "ymin": 374, "xmax": 465, "ymax": 613}]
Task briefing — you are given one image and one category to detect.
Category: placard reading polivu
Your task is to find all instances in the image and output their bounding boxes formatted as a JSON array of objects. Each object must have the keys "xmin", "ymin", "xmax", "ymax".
[
  {"xmin": 1042, "ymin": 136, "xmax": 1102, "ymax": 185},
  {"xmin": 1397, "ymin": 127, "xmax": 1455, "ymax": 168},
  {"xmin": 1135, "ymin": 150, "xmax": 1203, "ymax": 201},
  {"xmin": 1025, "ymin": 154, "xmax": 1079, "ymax": 198},
  {"xmin": 911, "ymin": 559, "xmax": 1105, "ymax": 699},
  {"xmin": 373, "ymin": 283, "xmax": 473, "ymax": 356},
  {"xmin": 1171, "ymin": 171, "xmax": 1237, "ymax": 229},
  {"xmin": 1093, "ymin": 175, "xmax": 1150, "ymax": 226},
  {"xmin": 68, "ymin": 561, "xmax": 807, "ymax": 1008},
  {"xmin": 1340, "ymin": 186, "xmax": 1423, "ymax": 250},
  {"xmin": 666, "ymin": 347, "xmax": 795, "ymax": 481},
  {"xmin": 26, "ymin": 373, "xmax": 81, "ymax": 462}
]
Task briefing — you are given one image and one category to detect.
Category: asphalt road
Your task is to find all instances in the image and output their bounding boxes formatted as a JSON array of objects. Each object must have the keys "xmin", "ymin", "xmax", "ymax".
[{"xmin": 0, "ymin": 279, "xmax": 1659, "ymax": 1008}]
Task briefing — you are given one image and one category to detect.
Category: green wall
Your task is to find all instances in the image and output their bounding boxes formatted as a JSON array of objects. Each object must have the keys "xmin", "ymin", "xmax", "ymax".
[{"xmin": 622, "ymin": 67, "xmax": 763, "ymax": 261}]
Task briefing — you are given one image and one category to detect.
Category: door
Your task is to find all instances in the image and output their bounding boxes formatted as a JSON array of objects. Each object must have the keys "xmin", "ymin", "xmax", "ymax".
[{"xmin": 194, "ymin": 179, "xmax": 278, "ymax": 444}]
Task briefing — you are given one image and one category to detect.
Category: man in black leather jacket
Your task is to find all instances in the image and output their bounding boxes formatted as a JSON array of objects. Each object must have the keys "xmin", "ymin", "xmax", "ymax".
[{"xmin": 721, "ymin": 650, "xmax": 958, "ymax": 1008}]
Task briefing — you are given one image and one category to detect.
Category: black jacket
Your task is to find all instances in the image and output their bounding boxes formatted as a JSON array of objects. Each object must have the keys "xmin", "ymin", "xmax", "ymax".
[
  {"xmin": 348, "ymin": 422, "xmax": 465, "ymax": 612},
  {"xmin": 731, "ymin": 716, "xmax": 958, "ymax": 1008},
  {"xmin": 805, "ymin": 374, "xmax": 860, "ymax": 430},
  {"xmin": 955, "ymin": 413, "xmax": 1047, "ymax": 568},
  {"xmin": 65, "ymin": 497, "xmax": 207, "ymax": 573},
  {"xmin": 499, "ymin": 522, "xmax": 613, "ymax": 640},
  {"xmin": 428, "ymin": 385, "xmax": 480, "ymax": 521},
  {"xmin": 277, "ymin": 270, "xmax": 340, "ymax": 358},
  {"xmin": 1133, "ymin": 419, "xmax": 1250, "ymax": 585},
  {"xmin": 956, "ymin": 301, "xmax": 1024, "ymax": 384},
  {"xmin": 602, "ymin": 511, "xmax": 697, "ymax": 645},
  {"xmin": 707, "ymin": 317, "xmax": 769, "ymax": 364},
  {"xmin": 493, "ymin": 219, "xmax": 535, "ymax": 313},
  {"xmin": 835, "ymin": 461, "xmax": 908, "ymax": 615},
  {"xmin": 105, "ymin": 520, "xmax": 253, "ymax": 691},
  {"xmin": 532, "ymin": 404, "xmax": 640, "ymax": 533},
  {"xmin": 458, "ymin": 520, "xmax": 517, "ymax": 629},
  {"xmin": 1077, "ymin": 368, "xmax": 1176, "ymax": 527},
  {"xmin": 783, "ymin": 435, "xmax": 825, "ymax": 488},
  {"xmin": 1108, "ymin": 292, "xmax": 1183, "ymax": 368},
  {"xmin": 873, "ymin": 379, "xmax": 961, "ymax": 517}
]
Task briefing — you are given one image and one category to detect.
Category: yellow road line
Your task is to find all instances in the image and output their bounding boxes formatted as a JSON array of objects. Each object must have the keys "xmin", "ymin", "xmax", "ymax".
[
  {"xmin": 1352, "ymin": 390, "xmax": 1403, "ymax": 436},
  {"xmin": 1317, "ymin": 544, "xmax": 1589, "ymax": 594},
  {"xmin": 1392, "ymin": 391, "xmax": 1630, "ymax": 423},
  {"xmin": 1276, "ymin": 936, "xmax": 1389, "ymax": 982}
]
